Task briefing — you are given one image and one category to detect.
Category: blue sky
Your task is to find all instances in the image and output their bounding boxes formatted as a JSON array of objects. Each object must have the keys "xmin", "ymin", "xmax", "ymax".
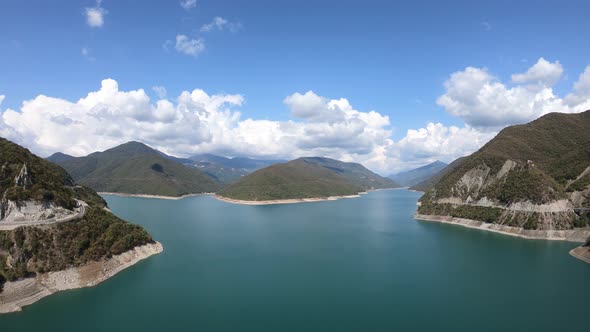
[{"xmin": 1, "ymin": 0, "xmax": 590, "ymax": 173}]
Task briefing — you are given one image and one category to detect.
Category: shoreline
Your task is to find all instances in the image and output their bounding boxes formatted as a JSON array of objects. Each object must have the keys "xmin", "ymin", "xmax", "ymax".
[
  {"xmin": 98, "ymin": 192, "xmax": 214, "ymax": 200},
  {"xmin": 569, "ymin": 246, "xmax": 590, "ymax": 264},
  {"xmin": 214, "ymin": 194, "xmax": 361, "ymax": 205},
  {"xmin": 414, "ymin": 214, "xmax": 590, "ymax": 243},
  {"xmin": 214, "ymin": 187, "xmax": 406, "ymax": 206},
  {"xmin": 0, "ymin": 241, "xmax": 163, "ymax": 314}
]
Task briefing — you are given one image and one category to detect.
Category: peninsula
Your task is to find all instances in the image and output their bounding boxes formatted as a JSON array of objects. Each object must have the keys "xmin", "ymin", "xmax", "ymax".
[{"xmin": 0, "ymin": 137, "xmax": 163, "ymax": 313}]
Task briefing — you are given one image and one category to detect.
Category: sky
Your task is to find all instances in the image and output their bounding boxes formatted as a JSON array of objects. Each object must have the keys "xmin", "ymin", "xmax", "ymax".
[{"xmin": 1, "ymin": 0, "xmax": 589, "ymax": 174}]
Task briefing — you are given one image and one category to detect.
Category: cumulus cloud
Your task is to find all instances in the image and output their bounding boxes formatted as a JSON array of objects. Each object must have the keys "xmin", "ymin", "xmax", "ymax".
[
  {"xmin": 565, "ymin": 66, "xmax": 590, "ymax": 111},
  {"xmin": 200, "ymin": 17, "xmax": 241, "ymax": 33},
  {"xmin": 436, "ymin": 58, "xmax": 576, "ymax": 128},
  {"xmin": 85, "ymin": 0, "xmax": 107, "ymax": 28},
  {"xmin": 511, "ymin": 57, "xmax": 563, "ymax": 86},
  {"xmin": 2, "ymin": 60, "xmax": 589, "ymax": 174},
  {"xmin": 174, "ymin": 35, "xmax": 205, "ymax": 57},
  {"xmin": 0, "ymin": 80, "xmax": 396, "ymax": 172},
  {"xmin": 180, "ymin": 0, "xmax": 197, "ymax": 10}
]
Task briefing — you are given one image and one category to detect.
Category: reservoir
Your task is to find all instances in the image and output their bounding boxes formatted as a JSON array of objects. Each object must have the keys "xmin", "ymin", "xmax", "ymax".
[{"xmin": 0, "ymin": 190, "xmax": 588, "ymax": 331}]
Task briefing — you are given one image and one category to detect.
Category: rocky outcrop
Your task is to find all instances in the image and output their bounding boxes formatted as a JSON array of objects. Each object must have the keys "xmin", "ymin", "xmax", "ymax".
[{"xmin": 0, "ymin": 242, "xmax": 163, "ymax": 314}]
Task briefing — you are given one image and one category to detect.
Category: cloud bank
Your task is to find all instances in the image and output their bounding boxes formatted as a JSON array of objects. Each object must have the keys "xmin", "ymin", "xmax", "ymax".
[{"xmin": 1, "ymin": 58, "xmax": 589, "ymax": 174}]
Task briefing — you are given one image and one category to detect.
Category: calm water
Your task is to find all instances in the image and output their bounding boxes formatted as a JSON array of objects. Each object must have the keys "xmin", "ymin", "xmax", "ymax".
[{"xmin": 1, "ymin": 190, "xmax": 588, "ymax": 331}]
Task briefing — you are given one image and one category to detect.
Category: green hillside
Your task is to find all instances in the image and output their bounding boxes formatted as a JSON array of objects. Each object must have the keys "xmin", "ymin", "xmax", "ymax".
[
  {"xmin": 218, "ymin": 157, "xmax": 398, "ymax": 201},
  {"xmin": 0, "ymin": 137, "xmax": 153, "ymax": 291},
  {"xmin": 417, "ymin": 110, "xmax": 590, "ymax": 230},
  {"xmin": 56, "ymin": 142, "xmax": 220, "ymax": 196}
]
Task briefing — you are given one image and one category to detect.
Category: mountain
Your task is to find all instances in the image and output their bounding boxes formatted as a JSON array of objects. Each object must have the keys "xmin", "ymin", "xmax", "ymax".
[
  {"xmin": 46, "ymin": 152, "xmax": 75, "ymax": 164},
  {"xmin": 0, "ymin": 137, "xmax": 155, "ymax": 292},
  {"xmin": 417, "ymin": 110, "xmax": 590, "ymax": 231},
  {"xmin": 54, "ymin": 141, "xmax": 220, "ymax": 196},
  {"xmin": 410, "ymin": 157, "xmax": 466, "ymax": 192},
  {"xmin": 389, "ymin": 161, "xmax": 448, "ymax": 187},
  {"xmin": 218, "ymin": 157, "xmax": 399, "ymax": 201},
  {"xmin": 189, "ymin": 154, "xmax": 285, "ymax": 184},
  {"xmin": 190, "ymin": 154, "xmax": 284, "ymax": 171}
]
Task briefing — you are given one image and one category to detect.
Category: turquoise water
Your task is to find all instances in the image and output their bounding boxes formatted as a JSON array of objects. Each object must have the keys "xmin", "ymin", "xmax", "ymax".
[{"xmin": 0, "ymin": 190, "xmax": 588, "ymax": 331}]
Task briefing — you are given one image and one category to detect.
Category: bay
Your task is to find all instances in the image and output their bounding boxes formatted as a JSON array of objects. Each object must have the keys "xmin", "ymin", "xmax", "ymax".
[{"xmin": 1, "ymin": 190, "xmax": 588, "ymax": 331}]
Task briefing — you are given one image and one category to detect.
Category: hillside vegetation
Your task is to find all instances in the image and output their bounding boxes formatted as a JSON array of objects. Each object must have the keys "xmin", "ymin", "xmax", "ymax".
[
  {"xmin": 0, "ymin": 138, "xmax": 153, "ymax": 291},
  {"xmin": 56, "ymin": 142, "xmax": 220, "ymax": 196},
  {"xmin": 417, "ymin": 111, "xmax": 590, "ymax": 230},
  {"xmin": 219, "ymin": 157, "xmax": 398, "ymax": 201}
]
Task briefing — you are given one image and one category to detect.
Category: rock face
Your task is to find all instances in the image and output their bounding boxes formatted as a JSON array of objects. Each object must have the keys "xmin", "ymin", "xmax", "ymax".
[{"xmin": 417, "ymin": 111, "xmax": 590, "ymax": 231}]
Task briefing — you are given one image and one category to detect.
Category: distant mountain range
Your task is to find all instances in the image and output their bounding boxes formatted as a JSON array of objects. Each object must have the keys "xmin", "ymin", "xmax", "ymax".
[
  {"xmin": 188, "ymin": 154, "xmax": 285, "ymax": 183},
  {"xmin": 389, "ymin": 161, "xmax": 448, "ymax": 187},
  {"xmin": 218, "ymin": 157, "xmax": 400, "ymax": 201},
  {"xmin": 417, "ymin": 110, "xmax": 590, "ymax": 231},
  {"xmin": 409, "ymin": 158, "xmax": 465, "ymax": 192}
]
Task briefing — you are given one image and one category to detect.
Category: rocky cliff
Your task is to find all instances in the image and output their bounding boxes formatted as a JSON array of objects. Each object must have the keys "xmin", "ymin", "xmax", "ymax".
[{"xmin": 417, "ymin": 111, "xmax": 590, "ymax": 231}]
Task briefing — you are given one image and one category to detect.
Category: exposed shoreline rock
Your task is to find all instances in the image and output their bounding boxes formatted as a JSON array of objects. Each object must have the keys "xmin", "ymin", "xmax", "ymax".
[
  {"xmin": 0, "ymin": 241, "xmax": 163, "ymax": 314},
  {"xmin": 414, "ymin": 214, "xmax": 590, "ymax": 242},
  {"xmin": 569, "ymin": 246, "xmax": 590, "ymax": 264},
  {"xmin": 214, "ymin": 194, "xmax": 362, "ymax": 205},
  {"xmin": 98, "ymin": 192, "xmax": 214, "ymax": 200}
]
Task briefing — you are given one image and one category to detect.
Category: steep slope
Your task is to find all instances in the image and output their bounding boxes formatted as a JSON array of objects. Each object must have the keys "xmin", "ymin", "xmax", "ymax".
[
  {"xmin": 56, "ymin": 142, "xmax": 220, "ymax": 196},
  {"xmin": 410, "ymin": 157, "xmax": 466, "ymax": 192},
  {"xmin": 417, "ymin": 111, "xmax": 590, "ymax": 231},
  {"xmin": 390, "ymin": 161, "xmax": 448, "ymax": 187},
  {"xmin": 0, "ymin": 137, "xmax": 155, "ymax": 292},
  {"xmin": 218, "ymin": 157, "xmax": 398, "ymax": 201}
]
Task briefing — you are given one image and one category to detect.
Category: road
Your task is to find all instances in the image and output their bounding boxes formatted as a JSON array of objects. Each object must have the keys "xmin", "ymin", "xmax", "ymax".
[{"xmin": 0, "ymin": 199, "xmax": 86, "ymax": 231}]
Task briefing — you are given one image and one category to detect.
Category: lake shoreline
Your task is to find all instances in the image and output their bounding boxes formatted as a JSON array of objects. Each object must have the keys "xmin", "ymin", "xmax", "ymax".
[
  {"xmin": 0, "ymin": 242, "xmax": 163, "ymax": 314},
  {"xmin": 99, "ymin": 192, "xmax": 214, "ymax": 200},
  {"xmin": 569, "ymin": 246, "xmax": 590, "ymax": 264},
  {"xmin": 414, "ymin": 214, "xmax": 590, "ymax": 243},
  {"xmin": 214, "ymin": 187, "xmax": 406, "ymax": 206},
  {"xmin": 214, "ymin": 194, "xmax": 362, "ymax": 205}
]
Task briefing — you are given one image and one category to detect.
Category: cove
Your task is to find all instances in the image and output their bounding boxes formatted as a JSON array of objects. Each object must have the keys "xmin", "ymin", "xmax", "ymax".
[{"xmin": 0, "ymin": 190, "xmax": 588, "ymax": 332}]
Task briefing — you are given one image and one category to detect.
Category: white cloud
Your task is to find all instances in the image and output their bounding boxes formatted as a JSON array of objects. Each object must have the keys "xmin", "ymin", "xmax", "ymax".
[
  {"xmin": 437, "ymin": 59, "xmax": 572, "ymax": 128},
  {"xmin": 0, "ymin": 95, "xmax": 4, "ymax": 107},
  {"xmin": 511, "ymin": 57, "xmax": 563, "ymax": 86},
  {"xmin": 0, "ymin": 80, "xmax": 395, "ymax": 172},
  {"xmin": 152, "ymin": 86, "xmax": 167, "ymax": 99},
  {"xmin": 565, "ymin": 66, "xmax": 590, "ymax": 111},
  {"xmin": 180, "ymin": 0, "xmax": 197, "ymax": 10},
  {"xmin": 200, "ymin": 17, "xmax": 241, "ymax": 33},
  {"xmin": 85, "ymin": 0, "xmax": 107, "ymax": 28},
  {"xmin": 174, "ymin": 35, "xmax": 205, "ymax": 57},
  {"xmin": 482, "ymin": 21, "xmax": 492, "ymax": 31},
  {"xmin": 2, "ymin": 60, "xmax": 589, "ymax": 175}
]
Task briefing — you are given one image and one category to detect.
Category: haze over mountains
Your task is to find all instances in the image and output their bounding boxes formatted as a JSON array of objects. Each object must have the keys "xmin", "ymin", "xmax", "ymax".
[
  {"xmin": 417, "ymin": 110, "xmax": 590, "ymax": 231},
  {"xmin": 389, "ymin": 161, "xmax": 448, "ymax": 187}
]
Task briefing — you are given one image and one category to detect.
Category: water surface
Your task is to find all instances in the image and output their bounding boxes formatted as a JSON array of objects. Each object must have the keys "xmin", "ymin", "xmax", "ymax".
[{"xmin": 1, "ymin": 190, "xmax": 588, "ymax": 331}]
